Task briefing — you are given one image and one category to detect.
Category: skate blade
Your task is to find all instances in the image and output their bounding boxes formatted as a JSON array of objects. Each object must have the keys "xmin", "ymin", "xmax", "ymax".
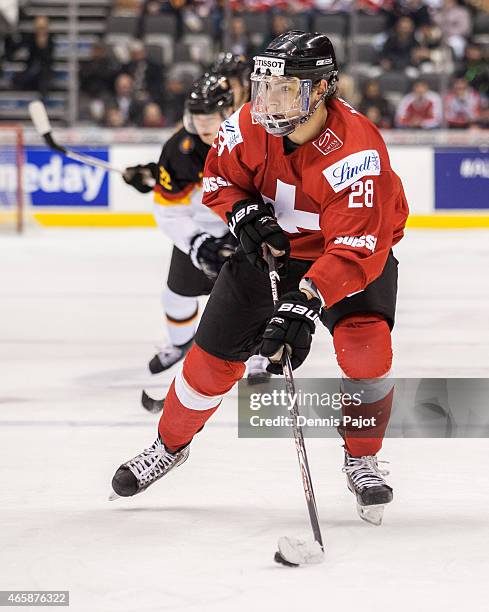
[
  {"xmin": 108, "ymin": 490, "xmax": 121, "ymax": 501},
  {"xmin": 357, "ymin": 503, "xmax": 385, "ymax": 526},
  {"xmin": 275, "ymin": 536, "xmax": 324, "ymax": 566}
]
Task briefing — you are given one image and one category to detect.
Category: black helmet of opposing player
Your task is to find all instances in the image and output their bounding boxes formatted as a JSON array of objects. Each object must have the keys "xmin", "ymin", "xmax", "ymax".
[
  {"xmin": 210, "ymin": 52, "xmax": 251, "ymax": 86},
  {"xmin": 250, "ymin": 30, "xmax": 338, "ymax": 137},
  {"xmin": 210, "ymin": 52, "xmax": 252, "ymax": 107},
  {"xmin": 183, "ymin": 72, "xmax": 234, "ymax": 143}
]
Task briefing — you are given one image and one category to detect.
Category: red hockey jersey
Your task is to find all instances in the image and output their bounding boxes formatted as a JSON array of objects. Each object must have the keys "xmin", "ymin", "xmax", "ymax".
[{"xmin": 202, "ymin": 98, "xmax": 409, "ymax": 308}]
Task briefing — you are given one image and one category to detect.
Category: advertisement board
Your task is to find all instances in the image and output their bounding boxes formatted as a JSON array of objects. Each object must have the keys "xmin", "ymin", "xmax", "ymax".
[
  {"xmin": 435, "ymin": 148, "xmax": 489, "ymax": 209},
  {"xmin": 25, "ymin": 147, "xmax": 110, "ymax": 207}
]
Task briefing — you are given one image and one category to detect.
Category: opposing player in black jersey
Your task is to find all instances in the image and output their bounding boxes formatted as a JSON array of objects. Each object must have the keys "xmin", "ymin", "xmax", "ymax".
[
  {"xmin": 209, "ymin": 52, "xmax": 252, "ymax": 109},
  {"xmin": 123, "ymin": 69, "xmax": 269, "ymax": 382}
]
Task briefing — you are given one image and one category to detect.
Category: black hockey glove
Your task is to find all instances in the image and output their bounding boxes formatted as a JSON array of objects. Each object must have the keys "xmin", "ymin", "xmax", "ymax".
[
  {"xmin": 226, "ymin": 200, "xmax": 290, "ymax": 274},
  {"xmin": 260, "ymin": 291, "xmax": 321, "ymax": 374},
  {"xmin": 189, "ymin": 232, "xmax": 238, "ymax": 281},
  {"xmin": 122, "ymin": 163, "xmax": 158, "ymax": 193}
]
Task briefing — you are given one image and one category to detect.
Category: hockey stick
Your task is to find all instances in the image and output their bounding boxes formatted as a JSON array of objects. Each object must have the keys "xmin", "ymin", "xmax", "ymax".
[
  {"xmin": 28, "ymin": 101, "xmax": 123, "ymax": 174},
  {"xmin": 264, "ymin": 248, "xmax": 325, "ymax": 567}
]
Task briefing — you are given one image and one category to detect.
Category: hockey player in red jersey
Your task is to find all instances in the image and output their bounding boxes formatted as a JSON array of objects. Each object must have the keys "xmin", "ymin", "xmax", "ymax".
[
  {"xmin": 111, "ymin": 32, "xmax": 409, "ymax": 525},
  {"xmin": 123, "ymin": 62, "xmax": 269, "ymax": 384}
]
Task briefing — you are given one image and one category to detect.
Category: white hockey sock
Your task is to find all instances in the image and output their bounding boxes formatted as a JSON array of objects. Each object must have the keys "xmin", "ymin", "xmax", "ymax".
[{"xmin": 163, "ymin": 287, "xmax": 199, "ymax": 347}]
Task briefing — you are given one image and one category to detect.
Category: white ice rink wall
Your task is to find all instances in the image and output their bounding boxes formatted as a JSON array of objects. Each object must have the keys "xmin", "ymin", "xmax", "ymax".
[{"xmin": 13, "ymin": 127, "xmax": 489, "ymax": 228}]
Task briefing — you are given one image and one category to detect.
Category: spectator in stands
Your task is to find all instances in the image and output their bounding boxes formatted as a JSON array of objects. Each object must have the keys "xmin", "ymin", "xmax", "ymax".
[
  {"xmin": 357, "ymin": 0, "xmax": 394, "ymax": 12},
  {"xmin": 457, "ymin": 43, "xmax": 489, "ymax": 102},
  {"xmin": 104, "ymin": 73, "xmax": 146, "ymax": 126},
  {"xmin": 229, "ymin": 0, "xmax": 275, "ymax": 10},
  {"xmin": 270, "ymin": 12, "xmax": 294, "ymax": 39},
  {"xmin": 140, "ymin": 0, "xmax": 188, "ymax": 39},
  {"xmin": 80, "ymin": 42, "xmax": 121, "ymax": 100},
  {"xmin": 433, "ymin": 0, "xmax": 471, "ymax": 59},
  {"xmin": 410, "ymin": 42, "xmax": 436, "ymax": 72},
  {"xmin": 228, "ymin": 16, "xmax": 253, "ymax": 57},
  {"xmin": 142, "ymin": 101, "xmax": 167, "ymax": 127},
  {"xmin": 444, "ymin": 77, "xmax": 481, "ymax": 128},
  {"xmin": 142, "ymin": 0, "xmax": 188, "ymax": 15},
  {"xmin": 104, "ymin": 106, "xmax": 126, "ymax": 128},
  {"xmin": 313, "ymin": 0, "xmax": 353, "ymax": 11},
  {"xmin": 398, "ymin": 0, "xmax": 443, "ymax": 64},
  {"xmin": 388, "ymin": 0, "xmax": 432, "ymax": 29},
  {"xmin": 363, "ymin": 106, "xmax": 386, "ymax": 128},
  {"xmin": 380, "ymin": 16, "xmax": 420, "ymax": 72},
  {"xmin": 199, "ymin": 0, "xmax": 226, "ymax": 46},
  {"xmin": 337, "ymin": 73, "xmax": 360, "ymax": 106},
  {"xmin": 286, "ymin": 0, "xmax": 315, "ymax": 12},
  {"xmin": 395, "ymin": 79, "xmax": 443, "ymax": 128},
  {"xmin": 124, "ymin": 40, "xmax": 165, "ymax": 108},
  {"xmin": 359, "ymin": 79, "xmax": 394, "ymax": 128},
  {"xmin": 415, "ymin": 20, "xmax": 443, "ymax": 55},
  {"xmin": 161, "ymin": 74, "xmax": 187, "ymax": 125},
  {"xmin": 6, "ymin": 15, "xmax": 54, "ymax": 98}
]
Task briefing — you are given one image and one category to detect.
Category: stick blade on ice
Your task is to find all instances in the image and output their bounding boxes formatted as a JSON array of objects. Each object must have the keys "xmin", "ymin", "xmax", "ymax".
[
  {"xmin": 29, "ymin": 101, "xmax": 52, "ymax": 136},
  {"xmin": 141, "ymin": 390, "xmax": 164, "ymax": 414},
  {"xmin": 275, "ymin": 536, "xmax": 324, "ymax": 567}
]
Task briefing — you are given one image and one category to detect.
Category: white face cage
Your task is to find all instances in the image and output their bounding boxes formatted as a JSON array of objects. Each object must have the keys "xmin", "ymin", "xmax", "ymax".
[{"xmin": 250, "ymin": 74, "xmax": 313, "ymax": 137}]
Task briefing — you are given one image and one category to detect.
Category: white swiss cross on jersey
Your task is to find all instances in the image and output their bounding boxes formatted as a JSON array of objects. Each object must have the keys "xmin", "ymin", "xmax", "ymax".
[{"xmin": 261, "ymin": 180, "xmax": 320, "ymax": 234}]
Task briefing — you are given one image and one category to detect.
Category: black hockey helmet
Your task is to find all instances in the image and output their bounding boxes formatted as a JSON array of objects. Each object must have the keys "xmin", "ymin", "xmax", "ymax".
[
  {"xmin": 210, "ymin": 52, "xmax": 252, "ymax": 86},
  {"xmin": 184, "ymin": 72, "xmax": 235, "ymax": 136},
  {"xmin": 257, "ymin": 31, "xmax": 338, "ymax": 83},
  {"xmin": 251, "ymin": 31, "xmax": 339, "ymax": 136},
  {"xmin": 210, "ymin": 52, "xmax": 252, "ymax": 107},
  {"xmin": 185, "ymin": 72, "xmax": 234, "ymax": 115}
]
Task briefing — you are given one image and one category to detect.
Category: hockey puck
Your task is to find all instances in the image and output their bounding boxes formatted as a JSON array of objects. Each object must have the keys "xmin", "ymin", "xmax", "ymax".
[{"xmin": 274, "ymin": 551, "xmax": 299, "ymax": 567}]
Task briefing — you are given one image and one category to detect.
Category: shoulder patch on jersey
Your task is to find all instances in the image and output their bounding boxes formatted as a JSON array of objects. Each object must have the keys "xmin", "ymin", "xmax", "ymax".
[
  {"xmin": 322, "ymin": 149, "xmax": 381, "ymax": 193},
  {"xmin": 312, "ymin": 128, "xmax": 343, "ymax": 156},
  {"xmin": 216, "ymin": 107, "xmax": 243, "ymax": 156},
  {"xmin": 179, "ymin": 136, "xmax": 195, "ymax": 154}
]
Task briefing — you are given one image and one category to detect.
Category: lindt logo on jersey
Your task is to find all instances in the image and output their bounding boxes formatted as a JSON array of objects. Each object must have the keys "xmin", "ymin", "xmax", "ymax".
[
  {"xmin": 253, "ymin": 56, "xmax": 286, "ymax": 76},
  {"xmin": 313, "ymin": 128, "xmax": 343, "ymax": 156},
  {"xmin": 322, "ymin": 149, "xmax": 381, "ymax": 193}
]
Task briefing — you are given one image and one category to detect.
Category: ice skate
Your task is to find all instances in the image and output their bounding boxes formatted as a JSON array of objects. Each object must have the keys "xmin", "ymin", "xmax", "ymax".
[
  {"xmin": 246, "ymin": 354, "xmax": 272, "ymax": 385},
  {"xmin": 110, "ymin": 437, "xmax": 189, "ymax": 500},
  {"xmin": 148, "ymin": 340, "xmax": 192, "ymax": 374},
  {"xmin": 342, "ymin": 450, "xmax": 393, "ymax": 526}
]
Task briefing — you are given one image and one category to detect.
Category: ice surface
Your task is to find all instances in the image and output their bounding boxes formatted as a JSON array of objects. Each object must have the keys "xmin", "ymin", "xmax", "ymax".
[{"xmin": 1, "ymin": 228, "xmax": 488, "ymax": 611}]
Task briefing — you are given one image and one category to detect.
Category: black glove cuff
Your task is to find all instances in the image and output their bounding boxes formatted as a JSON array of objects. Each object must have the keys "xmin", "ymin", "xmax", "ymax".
[
  {"xmin": 189, "ymin": 232, "xmax": 212, "ymax": 270},
  {"xmin": 147, "ymin": 163, "xmax": 159, "ymax": 182},
  {"xmin": 275, "ymin": 291, "xmax": 321, "ymax": 332},
  {"xmin": 226, "ymin": 199, "xmax": 275, "ymax": 238}
]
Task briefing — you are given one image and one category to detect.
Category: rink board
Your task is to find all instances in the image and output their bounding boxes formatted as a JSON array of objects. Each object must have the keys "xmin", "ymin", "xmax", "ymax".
[{"xmin": 2, "ymin": 144, "xmax": 489, "ymax": 227}]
